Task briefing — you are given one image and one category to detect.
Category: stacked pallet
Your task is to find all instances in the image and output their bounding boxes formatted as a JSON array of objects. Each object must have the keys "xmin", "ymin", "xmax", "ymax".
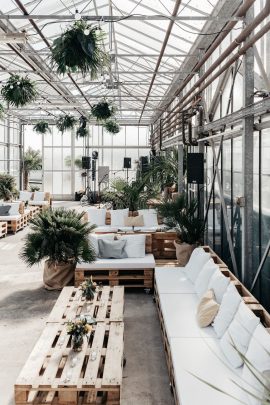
[{"xmin": 0, "ymin": 221, "xmax": 7, "ymax": 238}]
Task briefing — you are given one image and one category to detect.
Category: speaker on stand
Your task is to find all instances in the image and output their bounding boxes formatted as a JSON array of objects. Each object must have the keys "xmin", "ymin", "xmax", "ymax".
[
  {"xmin": 123, "ymin": 157, "xmax": 131, "ymax": 182},
  {"xmin": 187, "ymin": 153, "xmax": 204, "ymax": 217}
]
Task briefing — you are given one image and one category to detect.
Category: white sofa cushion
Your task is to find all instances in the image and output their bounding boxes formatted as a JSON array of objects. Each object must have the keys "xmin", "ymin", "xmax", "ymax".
[
  {"xmin": 29, "ymin": 200, "xmax": 49, "ymax": 206},
  {"xmin": 86, "ymin": 208, "xmax": 107, "ymax": 226},
  {"xmin": 155, "ymin": 267, "xmax": 194, "ymax": 294},
  {"xmin": 194, "ymin": 259, "xmax": 218, "ymax": 297},
  {"xmin": 213, "ymin": 283, "xmax": 242, "ymax": 338},
  {"xmin": 110, "ymin": 208, "xmax": 129, "ymax": 227},
  {"xmin": 19, "ymin": 191, "xmax": 32, "ymax": 202},
  {"xmin": 138, "ymin": 209, "xmax": 159, "ymax": 227},
  {"xmin": 6, "ymin": 202, "xmax": 21, "ymax": 215},
  {"xmin": 33, "ymin": 191, "xmax": 45, "ymax": 201},
  {"xmin": 93, "ymin": 225, "xmax": 118, "ymax": 233},
  {"xmin": 89, "ymin": 233, "xmax": 115, "ymax": 256},
  {"xmin": 185, "ymin": 247, "xmax": 211, "ymax": 283},
  {"xmin": 220, "ymin": 302, "xmax": 260, "ymax": 368},
  {"xmin": 119, "ymin": 234, "xmax": 146, "ymax": 258},
  {"xmin": 242, "ymin": 323, "xmax": 270, "ymax": 405},
  {"xmin": 0, "ymin": 214, "xmax": 21, "ymax": 220},
  {"xmin": 76, "ymin": 253, "xmax": 155, "ymax": 269},
  {"xmin": 208, "ymin": 269, "xmax": 230, "ymax": 304}
]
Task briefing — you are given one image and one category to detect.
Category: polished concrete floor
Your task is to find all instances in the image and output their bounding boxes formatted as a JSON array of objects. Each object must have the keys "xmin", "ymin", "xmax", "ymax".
[{"xmin": 0, "ymin": 203, "xmax": 173, "ymax": 405}]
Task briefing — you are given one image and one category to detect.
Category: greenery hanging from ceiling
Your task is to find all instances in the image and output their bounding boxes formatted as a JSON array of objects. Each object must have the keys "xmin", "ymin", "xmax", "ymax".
[
  {"xmin": 51, "ymin": 20, "xmax": 108, "ymax": 78},
  {"xmin": 103, "ymin": 119, "xmax": 120, "ymax": 134},
  {"xmin": 91, "ymin": 100, "xmax": 116, "ymax": 121},
  {"xmin": 56, "ymin": 114, "xmax": 77, "ymax": 133},
  {"xmin": 33, "ymin": 120, "xmax": 51, "ymax": 134},
  {"xmin": 0, "ymin": 103, "xmax": 5, "ymax": 121},
  {"xmin": 76, "ymin": 115, "xmax": 89, "ymax": 138},
  {"xmin": 1, "ymin": 75, "xmax": 37, "ymax": 107}
]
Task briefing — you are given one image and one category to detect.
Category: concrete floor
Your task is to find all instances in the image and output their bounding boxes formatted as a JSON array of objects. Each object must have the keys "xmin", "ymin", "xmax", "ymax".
[{"xmin": 0, "ymin": 203, "xmax": 174, "ymax": 405}]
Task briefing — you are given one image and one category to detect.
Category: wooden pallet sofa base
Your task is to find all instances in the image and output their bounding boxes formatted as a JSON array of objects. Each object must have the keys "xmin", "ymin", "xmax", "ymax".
[{"xmin": 0, "ymin": 221, "xmax": 7, "ymax": 238}]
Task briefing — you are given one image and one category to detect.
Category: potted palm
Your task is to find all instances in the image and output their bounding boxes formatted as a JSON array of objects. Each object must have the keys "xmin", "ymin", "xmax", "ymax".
[
  {"xmin": 20, "ymin": 209, "xmax": 96, "ymax": 290},
  {"xmin": 22, "ymin": 147, "xmax": 42, "ymax": 190},
  {"xmin": 157, "ymin": 195, "xmax": 205, "ymax": 265}
]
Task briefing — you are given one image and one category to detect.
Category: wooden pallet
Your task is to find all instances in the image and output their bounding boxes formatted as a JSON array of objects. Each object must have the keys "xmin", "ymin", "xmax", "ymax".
[
  {"xmin": 47, "ymin": 286, "xmax": 124, "ymax": 324},
  {"xmin": 15, "ymin": 322, "xmax": 124, "ymax": 405},
  {"xmin": 155, "ymin": 259, "xmax": 179, "ymax": 267},
  {"xmin": 0, "ymin": 221, "xmax": 7, "ymax": 238},
  {"xmin": 5, "ymin": 216, "xmax": 24, "ymax": 233},
  {"xmin": 29, "ymin": 206, "xmax": 40, "ymax": 218},
  {"xmin": 152, "ymin": 232, "xmax": 177, "ymax": 259}
]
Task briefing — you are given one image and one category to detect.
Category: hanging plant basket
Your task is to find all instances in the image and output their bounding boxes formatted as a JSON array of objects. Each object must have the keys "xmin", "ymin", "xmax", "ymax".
[
  {"xmin": 56, "ymin": 114, "xmax": 77, "ymax": 133},
  {"xmin": 76, "ymin": 127, "xmax": 89, "ymax": 138},
  {"xmin": 1, "ymin": 75, "xmax": 37, "ymax": 107},
  {"xmin": 51, "ymin": 20, "xmax": 108, "ymax": 78},
  {"xmin": 0, "ymin": 103, "xmax": 5, "ymax": 121},
  {"xmin": 91, "ymin": 100, "xmax": 116, "ymax": 121},
  {"xmin": 33, "ymin": 120, "xmax": 51, "ymax": 134},
  {"xmin": 103, "ymin": 120, "xmax": 120, "ymax": 134}
]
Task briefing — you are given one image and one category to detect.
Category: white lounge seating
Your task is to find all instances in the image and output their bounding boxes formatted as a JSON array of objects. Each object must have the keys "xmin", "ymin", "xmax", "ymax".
[{"xmin": 76, "ymin": 254, "xmax": 155, "ymax": 270}]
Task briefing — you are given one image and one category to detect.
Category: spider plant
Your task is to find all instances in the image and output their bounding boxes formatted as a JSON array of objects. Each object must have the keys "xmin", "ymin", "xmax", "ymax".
[
  {"xmin": 1, "ymin": 75, "xmax": 37, "ymax": 107},
  {"xmin": 56, "ymin": 114, "xmax": 77, "ymax": 133},
  {"xmin": 33, "ymin": 120, "xmax": 51, "ymax": 134},
  {"xmin": 103, "ymin": 119, "xmax": 120, "ymax": 134},
  {"xmin": 91, "ymin": 100, "xmax": 116, "ymax": 121}
]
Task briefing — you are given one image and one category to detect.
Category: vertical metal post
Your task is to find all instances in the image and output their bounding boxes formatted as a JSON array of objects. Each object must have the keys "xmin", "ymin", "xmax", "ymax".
[
  {"xmin": 71, "ymin": 126, "xmax": 75, "ymax": 198},
  {"xmin": 242, "ymin": 5, "xmax": 255, "ymax": 287},
  {"xmin": 178, "ymin": 143, "xmax": 184, "ymax": 193},
  {"xmin": 19, "ymin": 120, "xmax": 23, "ymax": 190},
  {"xmin": 7, "ymin": 114, "xmax": 10, "ymax": 174}
]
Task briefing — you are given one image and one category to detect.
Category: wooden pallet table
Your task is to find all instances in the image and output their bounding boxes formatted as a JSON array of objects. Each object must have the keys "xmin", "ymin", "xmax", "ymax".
[
  {"xmin": 47, "ymin": 286, "xmax": 124, "ymax": 324},
  {"xmin": 15, "ymin": 322, "xmax": 124, "ymax": 405},
  {"xmin": 0, "ymin": 221, "xmax": 7, "ymax": 238}
]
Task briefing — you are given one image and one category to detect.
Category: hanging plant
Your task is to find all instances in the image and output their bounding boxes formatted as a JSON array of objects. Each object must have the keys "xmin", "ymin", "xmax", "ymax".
[
  {"xmin": 51, "ymin": 20, "xmax": 108, "ymax": 78},
  {"xmin": 76, "ymin": 127, "xmax": 89, "ymax": 138},
  {"xmin": 1, "ymin": 75, "xmax": 37, "ymax": 107},
  {"xmin": 103, "ymin": 119, "xmax": 120, "ymax": 134},
  {"xmin": 33, "ymin": 120, "xmax": 51, "ymax": 134},
  {"xmin": 91, "ymin": 100, "xmax": 116, "ymax": 121},
  {"xmin": 0, "ymin": 103, "xmax": 5, "ymax": 121},
  {"xmin": 56, "ymin": 114, "xmax": 77, "ymax": 133}
]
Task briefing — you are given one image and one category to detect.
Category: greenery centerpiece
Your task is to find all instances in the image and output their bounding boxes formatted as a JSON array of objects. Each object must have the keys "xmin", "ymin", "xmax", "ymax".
[
  {"xmin": 51, "ymin": 20, "xmax": 108, "ymax": 78},
  {"xmin": 33, "ymin": 120, "xmax": 51, "ymax": 134},
  {"xmin": 20, "ymin": 209, "xmax": 97, "ymax": 290},
  {"xmin": 56, "ymin": 114, "xmax": 77, "ymax": 133},
  {"xmin": 1, "ymin": 75, "xmax": 37, "ymax": 107},
  {"xmin": 67, "ymin": 318, "xmax": 92, "ymax": 351},
  {"xmin": 103, "ymin": 119, "xmax": 120, "ymax": 134},
  {"xmin": 91, "ymin": 100, "xmax": 116, "ymax": 121},
  {"xmin": 22, "ymin": 147, "xmax": 42, "ymax": 190},
  {"xmin": 0, "ymin": 173, "xmax": 18, "ymax": 201},
  {"xmin": 80, "ymin": 277, "xmax": 97, "ymax": 301}
]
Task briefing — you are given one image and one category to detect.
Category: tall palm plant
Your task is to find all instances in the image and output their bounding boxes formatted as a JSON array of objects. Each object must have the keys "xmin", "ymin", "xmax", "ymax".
[
  {"xmin": 22, "ymin": 147, "xmax": 42, "ymax": 190},
  {"xmin": 145, "ymin": 148, "xmax": 179, "ymax": 191}
]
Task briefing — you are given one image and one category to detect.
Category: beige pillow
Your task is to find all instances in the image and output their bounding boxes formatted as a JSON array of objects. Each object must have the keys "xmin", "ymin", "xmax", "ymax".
[
  {"xmin": 197, "ymin": 289, "xmax": 220, "ymax": 328},
  {"xmin": 124, "ymin": 215, "xmax": 144, "ymax": 227},
  {"xmin": 19, "ymin": 202, "xmax": 25, "ymax": 214}
]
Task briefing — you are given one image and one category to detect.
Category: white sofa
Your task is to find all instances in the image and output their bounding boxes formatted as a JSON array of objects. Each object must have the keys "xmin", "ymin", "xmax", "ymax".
[{"xmin": 155, "ymin": 249, "xmax": 270, "ymax": 405}]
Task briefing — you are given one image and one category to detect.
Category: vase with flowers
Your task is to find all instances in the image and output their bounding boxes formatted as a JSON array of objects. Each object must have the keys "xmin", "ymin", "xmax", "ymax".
[
  {"xmin": 67, "ymin": 318, "xmax": 92, "ymax": 352},
  {"xmin": 80, "ymin": 277, "xmax": 97, "ymax": 302}
]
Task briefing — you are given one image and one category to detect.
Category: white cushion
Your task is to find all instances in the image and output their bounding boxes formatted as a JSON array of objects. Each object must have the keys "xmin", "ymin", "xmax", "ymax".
[
  {"xmin": 94, "ymin": 226, "xmax": 118, "ymax": 233},
  {"xmin": 19, "ymin": 191, "xmax": 32, "ymax": 202},
  {"xmin": 242, "ymin": 323, "xmax": 270, "ymax": 405},
  {"xmin": 110, "ymin": 209, "xmax": 129, "ymax": 227},
  {"xmin": 220, "ymin": 302, "xmax": 260, "ymax": 368},
  {"xmin": 155, "ymin": 267, "xmax": 194, "ymax": 294},
  {"xmin": 33, "ymin": 191, "xmax": 45, "ymax": 201},
  {"xmin": 28, "ymin": 200, "xmax": 49, "ymax": 206},
  {"xmin": 138, "ymin": 209, "xmax": 159, "ymax": 227},
  {"xmin": 194, "ymin": 259, "xmax": 218, "ymax": 297},
  {"xmin": 185, "ymin": 248, "xmax": 211, "ymax": 283},
  {"xmin": 76, "ymin": 254, "xmax": 155, "ymax": 269},
  {"xmin": 208, "ymin": 269, "xmax": 230, "ymax": 304},
  {"xmin": 213, "ymin": 283, "xmax": 242, "ymax": 338},
  {"xmin": 4, "ymin": 201, "xmax": 20, "ymax": 215},
  {"xmin": 0, "ymin": 214, "xmax": 21, "ymax": 220},
  {"xmin": 86, "ymin": 208, "xmax": 107, "ymax": 226},
  {"xmin": 89, "ymin": 233, "xmax": 115, "ymax": 256},
  {"xmin": 119, "ymin": 234, "xmax": 146, "ymax": 258}
]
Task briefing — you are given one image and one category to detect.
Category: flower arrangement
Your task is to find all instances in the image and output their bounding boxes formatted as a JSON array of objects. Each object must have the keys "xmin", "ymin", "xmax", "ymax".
[
  {"xmin": 67, "ymin": 318, "xmax": 92, "ymax": 351},
  {"xmin": 80, "ymin": 277, "xmax": 97, "ymax": 301},
  {"xmin": 103, "ymin": 119, "xmax": 120, "ymax": 134},
  {"xmin": 33, "ymin": 120, "xmax": 51, "ymax": 134},
  {"xmin": 1, "ymin": 75, "xmax": 37, "ymax": 107},
  {"xmin": 91, "ymin": 100, "xmax": 116, "ymax": 121},
  {"xmin": 56, "ymin": 114, "xmax": 77, "ymax": 133}
]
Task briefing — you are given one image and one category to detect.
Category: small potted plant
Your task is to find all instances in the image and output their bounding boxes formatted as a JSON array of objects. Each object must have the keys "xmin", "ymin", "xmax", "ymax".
[
  {"xmin": 67, "ymin": 318, "xmax": 92, "ymax": 351},
  {"xmin": 80, "ymin": 277, "xmax": 97, "ymax": 302}
]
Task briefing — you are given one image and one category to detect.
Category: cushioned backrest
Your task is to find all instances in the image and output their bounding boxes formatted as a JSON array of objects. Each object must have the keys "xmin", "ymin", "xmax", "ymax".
[
  {"xmin": 89, "ymin": 233, "xmax": 115, "ymax": 256},
  {"xmin": 185, "ymin": 248, "xmax": 211, "ymax": 283},
  {"xmin": 119, "ymin": 234, "xmax": 146, "ymax": 258},
  {"xmin": 87, "ymin": 208, "xmax": 107, "ymax": 226},
  {"xmin": 138, "ymin": 209, "xmax": 158, "ymax": 227},
  {"xmin": 207, "ymin": 269, "xmax": 230, "ymax": 304},
  {"xmin": 19, "ymin": 191, "xmax": 32, "ymax": 202},
  {"xmin": 33, "ymin": 191, "xmax": 45, "ymax": 201},
  {"xmin": 194, "ymin": 259, "xmax": 218, "ymax": 297},
  {"xmin": 4, "ymin": 201, "xmax": 21, "ymax": 215},
  {"xmin": 110, "ymin": 208, "xmax": 129, "ymax": 226}
]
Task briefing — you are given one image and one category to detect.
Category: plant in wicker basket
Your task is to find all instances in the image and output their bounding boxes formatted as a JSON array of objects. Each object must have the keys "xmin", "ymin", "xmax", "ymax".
[
  {"xmin": 1, "ymin": 75, "xmax": 37, "ymax": 107},
  {"xmin": 67, "ymin": 318, "xmax": 92, "ymax": 351},
  {"xmin": 33, "ymin": 120, "xmax": 51, "ymax": 134},
  {"xmin": 80, "ymin": 277, "xmax": 97, "ymax": 301},
  {"xmin": 56, "ymin": 114, "xmax": 77, "ymax": 133},
  {"xmin": 51, "ymin": 20, "xmax": 108, "ymax": 78},
  {"xmin": 0, "ymin": 103, "xmax": 5, "ymax": 120},
  {"xmin": 103, "ymin": 119, "xmax": 120, "ymax": 134},
  {"xmin": 91, "ymin": 100, "xmax": 116, "ymax": 121}
]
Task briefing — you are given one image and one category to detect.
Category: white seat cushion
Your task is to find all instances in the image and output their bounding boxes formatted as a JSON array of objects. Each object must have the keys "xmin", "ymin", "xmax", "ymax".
[
  {"xmin": 86, "ymin": 208, "xmax": 107, "ymax": 226},
  {"xmin": 110, "ymin": 209, "xmax": 129, "ymax": 227},
  {"xmin": 77, "ymin": 253, "xmax": 155, "ymax": 269},
  {"xmin": 170, "ymin": 337, "xmax": 243, "ymax": 405},
  {"xmin": 0, "ymin": 214, "xmax": 21, "ymax": 220},
  {"xmin": 93, "ymin": 226, "xmax": 118, "ymax": 233},
  {"xmin": 2, "ymin": 201, "xmax": 21, "ymax": 215},
  {"xmin": 29, "ymin": 201, "xmax": 49, "ymax": 206},
  {"xmin": 19, "ymin": 191, "xmax": 32, "ymax": 202},
  {"xmin": 33, "ymin": 191, "xmax": 45, "ymax": 201},
  {"xmin": 155, "ymin": 267, "xmax": 194, "ymax": 294}
]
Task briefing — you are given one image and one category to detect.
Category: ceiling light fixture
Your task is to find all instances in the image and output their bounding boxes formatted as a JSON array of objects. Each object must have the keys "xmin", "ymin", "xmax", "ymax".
[{"xmin": 74, "ymin": 10, "xmax": 81, "ymax": 21}]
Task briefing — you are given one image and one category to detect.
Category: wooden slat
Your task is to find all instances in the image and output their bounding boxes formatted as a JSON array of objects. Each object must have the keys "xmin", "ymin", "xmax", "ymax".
[
  {"xmin": 102, "ymin": 323, "xmax": 124, "ymax": 387},
  {"xmin": 83, "ymin": 323, "xmax": 106, "ymax": 386},
  {"xmin": 109, "ymin": 287, "xmax": 124, "ymax": 322}
]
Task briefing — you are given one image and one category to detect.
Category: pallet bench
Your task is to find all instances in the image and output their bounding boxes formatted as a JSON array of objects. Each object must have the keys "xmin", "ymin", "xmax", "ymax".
[{"xmin": 0, "ymin": 221, "xmax": 7, "ymax": 238}]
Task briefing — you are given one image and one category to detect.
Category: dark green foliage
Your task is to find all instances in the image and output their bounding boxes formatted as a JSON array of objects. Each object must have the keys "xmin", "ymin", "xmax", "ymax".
[
  {"xmin": 1, "ymin": 75, "xmax": 37, "ymax": 107},
  {"xmin": 80, "ymin": 278, "xmax": 97, "ymax": 301},
  {"xmin": 33, "ymin": 121, "xmax": 51, "ymax": 134},
  {"xmin": 145, "ymin": 148, "xmax": 179, "ymax": 189},
  {"xmin": 157, "ymin": 195, "xmax": 205, "ymax": 244},
  {"xmin": 103, "ymin": 120, "xmax": 120, "ymax": 134},
  {"xmin": 76, "ymin": 127, "xmax": 89, "ymax": 138},
  {"xmin": 91, "ymin": 101, "xmax": 116, "ymax": 121},
  {"xmin": 56, "ymin": 114, "xmax": 77, "ymax": 133},
  {"xmin": 0, "ymin": 173, "xmax": 17, "ymax": 201},
  {"xmin": 51, "ymin": 20, "xmax": 108, "ymax": 78},
  {"xmin": 20, "ymin": 208, "xmax": 97, "ymax": 266}
]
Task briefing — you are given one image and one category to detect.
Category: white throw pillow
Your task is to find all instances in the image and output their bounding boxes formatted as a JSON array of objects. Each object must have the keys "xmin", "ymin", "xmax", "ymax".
[
  {"xmin": 138, "ymin": 209, "xmax": 158, "ymax": 227},
  {"xmin": 213, "ymin": 283, "xmax": 241, "ymax": 338},
  {"xmin": 89, "ymin": 233, "xmax": 115, "ymax": 256},
  {"xmin": 7, "ymin": 202, "xmax": 21, "ymax": 215},
  {"xmin": 194, "ymin": 259, "xmax": 218, "ymax": 297},
  {"xmin": 185, "ymin": 247, "xmax": 211, "ymax": 283},
  {"xmin": 19, "ymin": 191, "xmax": 32, "ymax": 202},
  {"xmin": 208, "ymin": 269, "xmax": 230, "ymax": 304},
  {"xmin": 120, "ymin": 234, "xmax": 146, "ymax": 258},
  {"xmin": 86, "ymin": 208, "xmax": 107, "ymax": 226},
  {"xmin": 110, "ymin": 209, "xmax": 129, "ymax": 227},
  {"xmin": 242, "ymin": 323, "xmax": 270, "ymax": 405},
  {"xmin": 33, "ymin": 191, "xmax": 45, "ymax": 201},
  {"xmin": 220, "ymin": 302, "xmax": 260, "ymax": 368}
]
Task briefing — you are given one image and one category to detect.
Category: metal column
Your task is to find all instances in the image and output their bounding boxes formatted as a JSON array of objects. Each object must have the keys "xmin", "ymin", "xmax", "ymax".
[{"xmin": 178, "ymin": 143, "xmax": 184, "ymax": 193}]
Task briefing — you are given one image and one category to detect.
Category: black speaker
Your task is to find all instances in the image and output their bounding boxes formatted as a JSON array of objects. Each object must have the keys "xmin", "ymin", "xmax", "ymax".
[
  {"xmin": 140, "ymin": 156, "xmax": 149, "ymax": 172},
  {"xmin": 123, "ymin": 157, "xmax": 131, "ymax": 169},
  {"xmin": 82, "ymin": 156, "xmax": 91, "ymax": 169},
  {"xmin": 92, "ymin": 159, "xmax": 96, "ymax": 181},
  {"xmin": 187, "ymin": 153, "xmax": 204, "ymax": 184}
]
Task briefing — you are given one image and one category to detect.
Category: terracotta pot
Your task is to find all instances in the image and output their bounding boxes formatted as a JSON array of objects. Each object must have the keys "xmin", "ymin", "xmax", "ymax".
[
  {"xmin": 43, "ymin": 260, "xmax": 76, "ymax": 290},
  {"xmin": 174, "ymin": 241, "xmax": 196, "ymax": 266}
]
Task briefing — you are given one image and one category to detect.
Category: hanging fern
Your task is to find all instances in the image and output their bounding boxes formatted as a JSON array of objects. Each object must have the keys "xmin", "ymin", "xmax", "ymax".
[
  {"xmin": 0, "ymin": 103, "xmax": 5, "ymax": 121},
  {"xmin": 33, "ymin": 120, "xmax": 51, "ymax": 134},
  {"xmin": 1, "ymin": 75, "xmax": 37, "ymax": 107},
  {"xmin": 91, "ymin": 100, "xmax": 116, "ymax": 121},
  {"xmin": 103, "ymin": 120, "xmax": 120, "ymax": 134},
  {"xmin": 51, "ymin": 20, "xmax": 108, "ymax": 78},
  {"xmin": 56, "ymin": 114, "xmax": 77, "ymax": 133},
  {"xmin": 76, "ymin": 127, "xmax": 89, "ymax": 138}
]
